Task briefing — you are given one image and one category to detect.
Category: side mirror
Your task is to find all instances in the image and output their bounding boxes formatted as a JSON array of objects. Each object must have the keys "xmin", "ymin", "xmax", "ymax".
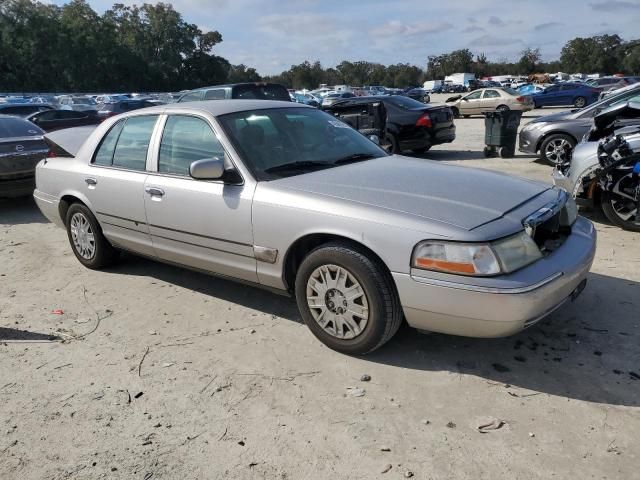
[
  {"xmin": 368, "ymin": 134, "xmax": 380, "ymax": 145},
  {"xmin": 189, "ymin": 157, "xmax": 224, "ymax": 180}
]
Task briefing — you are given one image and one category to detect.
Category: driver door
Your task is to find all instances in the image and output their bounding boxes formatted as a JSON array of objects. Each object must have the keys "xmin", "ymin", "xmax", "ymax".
[
  {"xmin": 461, "ymin": 90, "xmax": 483, "ymax": 115},
  {"xmin": 143, "ymin": 114, "xmax": 258, "ymax": 282}
]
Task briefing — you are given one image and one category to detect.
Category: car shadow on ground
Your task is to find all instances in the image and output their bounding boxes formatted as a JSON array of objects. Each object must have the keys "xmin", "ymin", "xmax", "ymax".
[
  {"xmin": 112, "ymin": 255, "xmax": 639, "ymax": 407},
  {"xmin": 0, "ymin": 327, "xmax": 60, "ymax": 342},
  {"xmin": 367, "ymin": 271, "xmax": 640, "ymax": 407},
  {"xmin": 0, "ymin": 196, "xmax": 49, "ymax": 225}
]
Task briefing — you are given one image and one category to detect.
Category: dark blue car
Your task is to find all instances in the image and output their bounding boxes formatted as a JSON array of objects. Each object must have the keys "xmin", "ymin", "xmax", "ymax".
[{"xmin": 531, "ymin": 82, "xmax": 601, "ymax": 109}]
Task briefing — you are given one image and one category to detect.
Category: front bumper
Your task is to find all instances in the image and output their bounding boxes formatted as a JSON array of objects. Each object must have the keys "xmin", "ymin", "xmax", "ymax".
[
  {"xmin": 518, "ymin": 127, "xmax": 540, "ymax": 154},
  {"xmin": 393, "ymin": 216, "xmax": 596, "ymax": 337}
]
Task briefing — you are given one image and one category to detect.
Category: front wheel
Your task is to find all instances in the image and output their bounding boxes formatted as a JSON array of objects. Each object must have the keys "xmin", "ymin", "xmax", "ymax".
[
  {"xmin": 601, "ymin": 180, "xmax": 640, "ymax": 232},
  {"xmin": 294, "ymin": 242, "xmax": 403, "ymax": 355},
  {"xmin": 539, "ymin": 134, "xmax": 575, "ymax": 166},
  {"xmin": 65, "ymin": 203, "xmax": 119, "ymax": 269},
  {"xmin": 450, "ymin": 107, "xmax": 460, "ymax": 119}
]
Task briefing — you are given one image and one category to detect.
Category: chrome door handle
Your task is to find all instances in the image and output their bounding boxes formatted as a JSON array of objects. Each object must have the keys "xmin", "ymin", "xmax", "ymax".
[
  {"xmin": 145, "ymin": 186, "xmax": 165, "ymax": 196},
  {"xmin": 85, "ymin": 177, "xmax": 97, "ymax": 186}
]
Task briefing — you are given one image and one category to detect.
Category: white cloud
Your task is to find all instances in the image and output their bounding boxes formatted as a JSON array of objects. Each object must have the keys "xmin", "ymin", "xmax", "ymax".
[{"xmin": 371, "ymin": 20, "xmax": 453, "ymax": 38}]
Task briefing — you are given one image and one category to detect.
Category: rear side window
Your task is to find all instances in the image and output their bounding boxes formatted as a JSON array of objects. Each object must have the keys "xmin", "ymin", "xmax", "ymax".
[
  {"xmin": 179, "ymin": 91, "xmax": 202, "ymax": 103},
  {"xmin": 483, "ymin": 90, "xmax": 500, "ymax": 98},
  {"xmin": 93, "ymin": 120, "xmax": 125, "ymax": 166},
  {"xmin": 204, "ymin": 89, "xmax": 226, "ymax": 100},
  {"xmin": 232, "ymin": 84, "xmax": 290, "ymax": 101},
  {"xmin": 158, "ymin": 116, "xmax": 224, "ymax": 175},
  {"xmin": 112, "ymin": 116, "xmax": 158, "ymax": 171}
]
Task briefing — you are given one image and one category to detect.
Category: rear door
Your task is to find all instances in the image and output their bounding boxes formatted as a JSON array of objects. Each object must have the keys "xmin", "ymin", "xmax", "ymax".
[
  {"xmin": 481, "ymin": 89, "xmax": 501, "ymax": 111},
  {"xmin": 84, "ymin": 115, "xmax": 159, "ymax": 256},
  {"xmin": 142, "ymin": 114, "xmax": 257, "ymax": 282}
]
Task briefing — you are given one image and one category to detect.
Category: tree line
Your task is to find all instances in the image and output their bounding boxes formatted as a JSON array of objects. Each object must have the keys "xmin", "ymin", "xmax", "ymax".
[{"xmin": 1, "ymin": 0, "xmax": 639, "ymax": 93}]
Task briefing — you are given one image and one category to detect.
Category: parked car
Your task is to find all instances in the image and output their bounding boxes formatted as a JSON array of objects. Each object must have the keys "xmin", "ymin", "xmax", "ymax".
[
  {"xmin": 552, "ymin": 100, "xmax": 640, "ymax": 217},
  {"xmin": 33, "ymin": 100, "xmax": 595, "ymax": 354},
  {"xmin": 597, "ymin": 77, "xmax": 640, "ymax": 99},
  {"xmin": 96, "ymin": 99, "xmax": 158, "ymax": 120},
  {"xmin": 95, "ymin": 94, "xmax": 130, "ymax": 104},
  {"xmin": 445, "ymin": 88, "xmax": 533, "ymax": 118},
  {"xmin": 530, "ymin": 83, "xmax": 601, "ymax": 109},
  {"xmin": 519, "ymin": 83, "xmax": 640, "ymax": 165},
  {"xmin": 323, "ymin": 95, "xmax": 455, "ymax": 154},
  {"xmin": 0, "ymin": 103, "xmax": 54, "ymax": 118},
  {"xmin": 26, "ymin": 109, "xmax": 101, "ymax": 132},
  {"xmin": 321, "ymin": 92, "xmax": 356, "ymax": 107},
  {"xmin": 402, "ymin": 88, "xmax": 430, "ymax": 104},
  {"xmin": 177, "ymin": 82, "xmax": 291, "ymax": 103},
  {"xmin": 291, "ymin": 92, "xmax": 320, "ymax": 107},
  {"xmin": 56, "ymin": 96, "xmax": 98, "ymax": 112},
  {"xmin": 0, "ymin": 115, "xmax": 48, "ymax": 197}
]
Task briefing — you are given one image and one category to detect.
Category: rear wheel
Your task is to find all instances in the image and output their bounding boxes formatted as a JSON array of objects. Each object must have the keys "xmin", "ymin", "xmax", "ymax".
[
  {"xmin": 573, "ymin": 96, "xmax": 587, "ymax": 108},
  {"xmin": 601, "ymin": 178, "xmax": 640, "ymax": 232},
  {"xmin": 65, "ymin": 203, "xmax": 119, "ymax": 269},
  {"xmin": 294, "ymin": 242, "xmax": 403, "ymax": 355},
  {"xmin": 496, "ymin": 104, "xmax": 510, "ymax": 112},
  {"xmin": 381, "ymin": 133, "xmax": 400, "ymax": 154}
]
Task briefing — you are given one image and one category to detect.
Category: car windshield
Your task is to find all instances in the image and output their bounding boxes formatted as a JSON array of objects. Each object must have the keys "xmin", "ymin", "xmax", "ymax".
[
  {"xmin": 217, "ymin": 107, "xmax": 387, "ymax": 180},
  {"xmin": 385, "ymin": 95, "xmax": 426, "ymax": 109},
  {"xmin": 73, "ymin": 97, "xmax": 96, "ymax": 105}
]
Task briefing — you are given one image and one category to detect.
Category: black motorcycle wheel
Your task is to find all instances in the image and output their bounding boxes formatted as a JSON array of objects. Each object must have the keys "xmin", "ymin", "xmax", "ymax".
[{"xmin": 601, "ymin": 174, "xmax": 640, "ymax": 232}]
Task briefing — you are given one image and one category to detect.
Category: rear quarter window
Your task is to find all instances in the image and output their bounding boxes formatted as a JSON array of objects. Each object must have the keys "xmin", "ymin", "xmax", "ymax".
[{"xmin": 93, "ymin": 120, "xmax": 126, "ymax": 166}]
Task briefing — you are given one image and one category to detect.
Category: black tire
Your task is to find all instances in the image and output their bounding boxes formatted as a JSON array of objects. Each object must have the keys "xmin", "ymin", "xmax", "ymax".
[
  {"xmin": 539, "ymin": 134, "xmax": 576, "ymax": 166},
  {"xmin": 601, "ymin": 190, "xmax": 640, "ymax": 232},
  {"xmin": 450, "ymin": 107, "xmax": 460, "ymax": 119},
  {"xmin": 423, "ymin": 95, "xmax": 431, "ymax": 104},
  {"xmin": 294, "ymin": 242, "xmax": 403, "ymax": 355},
  {"xmin": 65, "ymin": 203, "xmax": 119, "ymax": 269},
  {"xmin": 412, "ymin": 146, "xmax": 431, "ymax": 154},
  {"xmin": 496, "ymin": 104, "xmax": 510, "ymax": 112},
  {"xmin": 573, "ymin": 96, "xmax": 587, "ymax": 108},
  {"xmin": 382, "ymin": 133, "xmax": 400, "ymax": 154},
  {"xmin": 483, "ymin": 146, "xmax": 493, "ymax": 158},
  {"xmin": 499, "ymin": 146, "xmax": 515, "ymax": 158}
]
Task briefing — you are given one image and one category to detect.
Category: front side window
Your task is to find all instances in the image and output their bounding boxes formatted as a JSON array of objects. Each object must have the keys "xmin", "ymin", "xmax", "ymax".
[
  {"xmin": 93, "ymin": 120, "xmax": 125, "ymax": 166},
  {"xmin": 218, "ymin": 107, "xmax": 387, "ymax": 181},
  {"xmin": 465, "ymin": 91, "xmax": 482, "ymax": 100},
  {"xmin": 111, "ymin": 115, "xmax": 158, "ymax": 171},
  {"xmin": 179, "ymin": 91, "xmax": 202, "ymax": 103},
  {"xmin": 158, "ymin": 116, "xmax": 225, "ymax": 175}
]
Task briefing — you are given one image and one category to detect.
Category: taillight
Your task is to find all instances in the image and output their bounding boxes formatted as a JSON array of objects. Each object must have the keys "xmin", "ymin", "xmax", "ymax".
[
  {"xmin": 416, "ymin": 113, "xmax": 432, "ymax": 128},
  {"xmin": 47, "ymin": 149, "xmax": 57, "ymax": 158},
  {"xmin": 516, "ymin": 96, "xmax": 525, "ymax": 103}
]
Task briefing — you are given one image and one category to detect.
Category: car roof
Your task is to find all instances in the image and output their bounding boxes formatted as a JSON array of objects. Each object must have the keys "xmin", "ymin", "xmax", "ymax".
[
  {"xmin": 129, "ymin": 99, "xmax": 309, "ymax": 117},
  {"xmin": 188, "ymin": 82, "xmax": 285, "ymax": 92}
]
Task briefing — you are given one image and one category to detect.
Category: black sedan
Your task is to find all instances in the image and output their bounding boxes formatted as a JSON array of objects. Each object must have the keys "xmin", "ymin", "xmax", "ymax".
[
  {"xmin": 0, "ymin": 103, "xmax": 54, "ymax": 118},
  {"xmin": 323, "ymin": 95, "xmax": 455, "ymax": 154},
  {"xmin": 0, "ymin": 115, "xmax": 48, "ymax": 198},
  {"xmin": 26, "ymin": 109, "xmax": 101, "ymax": 132},
  {"xmin": 96, "ymin": 99, "xmax": 158, "ymax": 120}
]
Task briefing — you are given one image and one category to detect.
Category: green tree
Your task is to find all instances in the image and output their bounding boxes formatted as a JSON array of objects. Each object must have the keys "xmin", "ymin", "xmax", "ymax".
[{"xmin": 518, "ymin": 47, "xmax": 541, "ymax": 74}]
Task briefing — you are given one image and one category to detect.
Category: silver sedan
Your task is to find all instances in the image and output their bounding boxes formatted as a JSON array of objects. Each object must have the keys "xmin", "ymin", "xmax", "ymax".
[{"xmin": 34, "ymin": 100, "xmax": 596, "ymax": 354}]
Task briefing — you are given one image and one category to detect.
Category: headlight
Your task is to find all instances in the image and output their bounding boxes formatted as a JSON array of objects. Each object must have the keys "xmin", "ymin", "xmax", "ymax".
[
  {"xmin": 413, "ymin": 231, "xmax": 542, "ymax": 277},
  {"xmin": 560, "ymin": 194, "xmax": 578, "ymax": 227}
]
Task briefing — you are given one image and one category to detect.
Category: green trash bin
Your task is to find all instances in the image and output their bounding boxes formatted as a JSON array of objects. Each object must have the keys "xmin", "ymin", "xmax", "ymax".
[{"xmin": 483, "ymin": 110, "xmax": 522, "ymax": 158}]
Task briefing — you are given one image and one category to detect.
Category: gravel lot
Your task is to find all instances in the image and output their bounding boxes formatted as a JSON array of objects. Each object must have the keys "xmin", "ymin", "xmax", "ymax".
[{"xmin": 1, "ymin": 104, "xmax": 639, "ymax": 480}]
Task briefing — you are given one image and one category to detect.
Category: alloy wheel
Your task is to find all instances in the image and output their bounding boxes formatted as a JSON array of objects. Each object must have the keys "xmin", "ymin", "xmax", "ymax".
[
  {"xmin": 544, "ymin": 138, "xmax": 572, "ymax": 164},
  {"xmin": 305, "ymin": 264, "xmax": 369, "ymax": 340},
  {"xmin": 609, "ymin": 174, "xmax": 638, "ymax": 222},
  {"xmin": 70, "ymin": 212, "xmax": 96, "ymax": 260}
]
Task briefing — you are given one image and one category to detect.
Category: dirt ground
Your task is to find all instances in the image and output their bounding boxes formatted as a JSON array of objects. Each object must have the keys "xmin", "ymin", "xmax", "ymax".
[{"xmin": 1, "ymin": 106, "xmax": 639, "ymax": 480}]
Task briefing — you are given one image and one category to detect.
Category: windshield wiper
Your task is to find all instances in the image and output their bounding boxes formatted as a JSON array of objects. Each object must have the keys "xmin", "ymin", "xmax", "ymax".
[
  {"xmin": 333, "ymin": 153, "xmax": 378, "ymax": 165},
  {"xmin": 264, "ymin": 161, "xmax": 332, "ymax": 174}
]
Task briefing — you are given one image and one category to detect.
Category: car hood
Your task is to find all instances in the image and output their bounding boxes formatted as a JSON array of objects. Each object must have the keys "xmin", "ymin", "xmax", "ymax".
[
  {"xmin": 269, "ymin": 155, "xmax": 550, "ymax": 231},
  {"xmin": 529, "ymin": 110, "xmax": 578, "ymax": 123}
]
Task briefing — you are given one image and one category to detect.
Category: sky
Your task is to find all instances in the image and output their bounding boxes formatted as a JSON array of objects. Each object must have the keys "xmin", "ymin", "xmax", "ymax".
[{"xmin": 55, "ymin": 0, "xmax": 640, "ymax": 74}]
